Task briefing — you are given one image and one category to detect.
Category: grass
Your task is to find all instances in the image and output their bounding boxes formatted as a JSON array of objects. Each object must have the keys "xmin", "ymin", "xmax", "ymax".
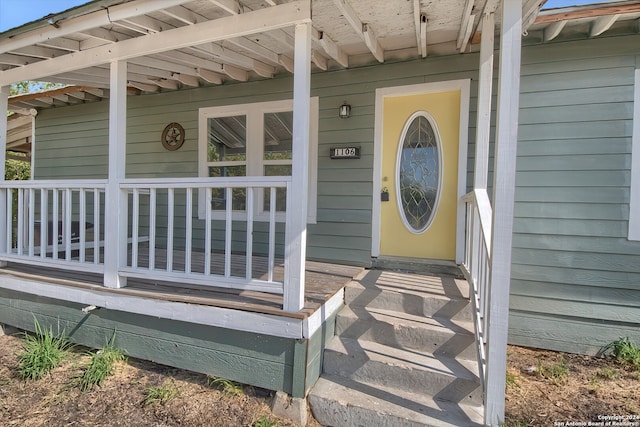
[
  {"xmin": 536, "ymin": 357, "xmax": 569, "ymax": 385},
  {"xmin": 603, "ymin": 337, "xmax": 640, "ymax": 368},
  {"xmin": 17, "ymin": 318, "xmax": 70, "ymax": 380},
  {"xmin": 79, "ymin": 342, "xmax": 126, "ymax": 391},
  {"xmin": 144, "ymin": 380, "xmax": 180, "ymax": 406},
  {"xmin": 505, "ymin": 371, "xmax": 519, "ymax": 388},
  {"xmin": 596, "ymin": 367, "xmax": 620, "ymax": 380},
  {"xmin": 253, "ymin": 415, "xmax": 278, "ymax": 427},
  {"xmin": 208, "ymin": 376, "xmax": 244, "ymax": 397}
]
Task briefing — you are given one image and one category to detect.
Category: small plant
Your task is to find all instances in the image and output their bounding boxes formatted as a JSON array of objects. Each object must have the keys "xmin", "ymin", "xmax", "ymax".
[
  {"xmin": 208, "ymin": 376, "xmax": 244, "ymax": 397},
  {"xmin": 79, "ymin": 339, "xmax": 126, "ymax": 391},
  {"xmin": 597, "ymin": 367, "xmax": 620, "ymax": 380},
  {"xmin": 536, "ymin": 357, "xmax": 569, "ymax": 385},
  {"xmin": 603, "ymin": 337, "xmax": 640, "ymax": 368},
  {"xmin": 18, "ymin": 318, "xmax": 70, "ymax": 380},
  {"xmin": 253, "ymin": 415, "xmax": 278, "ymax": 427},
  {"xmin": 144, "ymin": 380, "xmax": 180, "ymax": 406},
  {"xmin": 505, "ymin": 371, "xmax": 519, "ymax": 388}
]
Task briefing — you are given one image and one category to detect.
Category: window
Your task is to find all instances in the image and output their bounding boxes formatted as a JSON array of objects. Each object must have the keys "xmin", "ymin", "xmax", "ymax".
[
  {"xmin": 630, "ymin": 69, "xmax": 640, "ymax": 240},
  {"xmin": 198, "ymin": 98, "xmax": 318, "ymax": 222}
]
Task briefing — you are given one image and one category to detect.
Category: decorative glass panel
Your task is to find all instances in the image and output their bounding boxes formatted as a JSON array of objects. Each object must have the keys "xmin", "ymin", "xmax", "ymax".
[
  {"xmin": 207, "ymin": 115, "xmax": 247, "ymax": 162},
  {"xmin": 397, "ymin": 114, "xmax": 441, "ymax": 233}
]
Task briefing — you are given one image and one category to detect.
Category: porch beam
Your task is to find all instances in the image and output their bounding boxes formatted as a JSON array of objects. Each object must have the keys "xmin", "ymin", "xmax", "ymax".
[
  {"xmin": 486, "ymin": 0, "xmax": 522, "ymax": 425},
  {"xmin": 590, "ymin": 14, "xmax": 619, "ymax": 37},
  {"xmin": 456, "ymin": 0, "xmax": 475, "ymax": 51},
  {"xmin": 315, "ymin": 30, "xmax": 348, "ymax": 68},
  {"xmin": 0, "ymin": 1, "xmax": 311, "ymax": 86},
  {"xmin": 473, "ymin": 12, "xmax": 494, "ymax": 190},
  {"xmin": 197, "ymin": 68, "xmax": 223, "ymax": 84},
  {"xmin": 0, "ymin": 0, "xmax": 193, "ymax": 55},
  {"xmin": 333, "ymin": 0, "xmax": 384, "ymax": 62},
  {"xmin": 284, "ymin": 22, "xmax": 311, "ymax": 313},
  {"xmin": 207, "ymin": 0, "xmax": 241, "ymax": 15},
  {"xmin": 104, "ymin": 60, "xmax": 129, "ymax": 289}
]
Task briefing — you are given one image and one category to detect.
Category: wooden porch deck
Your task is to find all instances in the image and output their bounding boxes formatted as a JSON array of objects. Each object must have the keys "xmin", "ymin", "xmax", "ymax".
[{"xmin": 0, "ymin": 249, "xmax": 364, "ymax": 319}]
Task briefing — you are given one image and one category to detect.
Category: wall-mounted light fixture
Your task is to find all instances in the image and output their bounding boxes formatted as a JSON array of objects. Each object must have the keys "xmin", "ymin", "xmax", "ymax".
[{"xmin": 339, "ymin": 102, "xmax": 351, "ymax": 119}]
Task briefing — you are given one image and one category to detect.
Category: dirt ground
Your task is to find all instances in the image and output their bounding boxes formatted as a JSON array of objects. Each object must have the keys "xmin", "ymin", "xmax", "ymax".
[{"xmin": 1, "ymin": 332, "xmax": 638, "ymax": 426}]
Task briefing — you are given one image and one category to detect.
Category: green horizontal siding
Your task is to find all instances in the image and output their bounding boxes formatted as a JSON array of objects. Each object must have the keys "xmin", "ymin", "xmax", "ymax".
[{"xmin": 511, "ymin": 33, "xmax": 640, "ymax": 354}]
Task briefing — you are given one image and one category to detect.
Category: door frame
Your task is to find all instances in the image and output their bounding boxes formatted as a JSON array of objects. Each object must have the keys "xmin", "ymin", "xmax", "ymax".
[{"xmin": 372, "ymin": 79, "xmax": 471, "ymax": 263}]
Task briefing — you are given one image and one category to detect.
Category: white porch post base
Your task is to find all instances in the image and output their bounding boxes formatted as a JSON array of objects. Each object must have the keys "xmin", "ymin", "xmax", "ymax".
[{"xmin": 104, "ymin": 60, "xmax": 128, "ymax": 289}]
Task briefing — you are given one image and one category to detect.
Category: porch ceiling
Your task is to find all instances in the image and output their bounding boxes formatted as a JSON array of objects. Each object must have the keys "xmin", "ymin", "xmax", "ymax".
[{"xmin": 1, "ymin": 0, "xmax": 544, "ymax": 110}]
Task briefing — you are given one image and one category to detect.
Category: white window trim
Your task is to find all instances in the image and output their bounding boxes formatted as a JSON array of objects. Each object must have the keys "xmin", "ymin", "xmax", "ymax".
[
  {"xmin": 629, "ymin": 68, "xmax": 640, "ymax": 240},
  {"xmin": 198, "ymin": 97, "xmax": 318, "ymax": 223}
]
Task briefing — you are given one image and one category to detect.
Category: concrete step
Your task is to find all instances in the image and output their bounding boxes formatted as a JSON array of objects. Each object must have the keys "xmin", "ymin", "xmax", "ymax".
[
  {"xmin": 323, "ymin": 337, "xmax": 482, "ymax": 405},
  {"xmin": 336, "ymin": 306, "xmax": 477, "ymax": 360},
  {"xmin": 308, "ymin": 375, "xmax": 483, "ymax": 427},
  {"xmin": 345, "ymin": 279, "xmax": 473, "ymax": 322}
]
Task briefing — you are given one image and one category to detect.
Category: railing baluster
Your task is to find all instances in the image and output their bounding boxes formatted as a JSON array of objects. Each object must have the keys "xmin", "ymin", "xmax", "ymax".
[
  {"xmin": 166, "ymin": 188, "xmax": 174, "ymax": 272},
  {"xmin": 132, "ymin": 188, "xmax": 139, "ymax": 269},
  {"xmin": 5, "ymin": 189, "xmax": 12, "ymax": 254},
  {"xmin": 40, "ymin": 189, "xmax": 48, "ymax": 259},
  {"xmin": 93, "ymin": 188, "xmax": 100, "ymax": 264},
  {"xmin": 268, "ymin": 187, "xmax": 276, "ymax": 283},
  {"xmin": 64, "ymin": 189, "xmax": 72, "ymax": 261},
  {"xmin": 17, "ymin": 189, "xmax": 24, "ymax": 256},
  {"xmin": 79, "ymin": 189, "xmax": 86, "ymax": 263},
  {"xmin": 28, "ymin": 188, "xmax": 35, "ymax": 257},
  {"xmin": 185, "ymin": 188, "xmax": 192, "ymax": 274},
  {"xmin": 52, "ymin": 189, "xmax": 58, "ymax": 259},
  {"xmin": 224, "ymin": 187, "xmax": 232, "ymax": 278},
  {"xmin": 148, "ymin": 188, "xmax": 156, "ymax": 271},
  {"xmin": 204, "ymin": 188, "xmax": 212, "ymax": 276},
  {"xmin": 245, "ymin": 187, "xmax": 254, "ymax": 280}
]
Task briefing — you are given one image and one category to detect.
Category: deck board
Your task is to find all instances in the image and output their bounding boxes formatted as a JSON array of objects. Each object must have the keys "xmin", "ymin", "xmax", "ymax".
[{"xmin": 0, "ymin": 250, "xmax": 363, "ymax": 319}]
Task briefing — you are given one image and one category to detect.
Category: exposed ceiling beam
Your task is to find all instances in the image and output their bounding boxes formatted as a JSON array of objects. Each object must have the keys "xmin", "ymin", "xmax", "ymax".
[
  {"xmin": 37, "ymin": 38, "xmax": 81, "ymax": 52},
  {"xmin": 130, "ymin": 55, "xmax": 200, "ymax": 77},
  {"xmin": 311, "ymin": 50, "xmax": 328, "ymax": 70},
  {"xmin": 119, "ymin": 15, "xmax": 167, "ymax": 34},
  {"xmin": 128, "ymin": 81, "xmax": 160, "ymax": 92},
  {"xmin": 278, "ymin": 54, "xmax": 294, "ymax": 73},
  {"xmin": 418, "ymin": 14, "xmax": 427, "ymax": 58},
  {"xmin": 0, "ymin": 54, "xmax": 41, "ymax": 67},
  {"xmin": 590, "ymin": 14, "xmax": 620, "ymax": 37},
  {"xmin": 207, "ymin": 0, "xmax": 241, "ymax": 15},
  {"xmin": 152, "ymin": 78, "xmax": 180, "ymax": 89},
  {"xmin": 333, "ymin": 0, "xmax": 384, "ymax": 62},
  {"xmin": 173, "ymin": 73, "xmax": 200, "ymax": 87},
  {"xmin": 535, "ymin": 3, "xmax": 640, "ymax": 24},
  {"xmin": 221, "ymin": 64, "xmax": 248, "ymax": 81},
  {"xmin": 161, "ymin": 6, "xmax": 204, "ymax": 25},
  {"xmin": 0, "ymin": 0, "xmax": 193, "ymax": 55},
  {"xmin": 8, "ymin": 46, "xmax": 65, "ymax": 59},
  {"xmin": 227, "ymin": 38, "xmax": 280, "ymax": 65},
  {"xmin": 81, "ymin": 28, "xmax": 120, "ymax": 43},
  {"xmin": 192, "ymin": 44, "xmax": 275, "ymax": 77},
  {"xmin": 456, "ymin": 0, "xmax": 475, "ymax": 50},
  {"xmin": 84, "ymin": 88, "xmax": 105, "ymax": 97},
  {"xmin": 314, "ymin": 30, "xmax": 348, "ymax": 68},
  {"xmin": 543, "ymin": 20, "xmax": 567, "ymax": 41},
  {"xmin": 522, "ymin": 0, "xmax": 546, "ymax": 30},
  {"xmin": 197, "ymin": 68, "xmax": 223, "ymax": 84},
  {"xmin": 7, "ymin": 114, "xmax": 32, "ymax": 129}
]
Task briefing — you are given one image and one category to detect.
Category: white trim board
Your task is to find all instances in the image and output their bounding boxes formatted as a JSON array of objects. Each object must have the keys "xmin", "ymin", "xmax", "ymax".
[
  {"xmin": 629, "ymin": 68, "xmax": 640, "ymax": 241},
  {"xmin": 0, "ymin": 273, "xmax": 339, "ymax": 339},
  {"xmin": 372, "ymin": 79, "xmax": 471, "ymax": 263}
]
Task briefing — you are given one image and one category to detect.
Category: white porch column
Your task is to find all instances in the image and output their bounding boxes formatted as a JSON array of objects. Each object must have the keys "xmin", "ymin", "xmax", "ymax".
[
  {"xmin": 284, "ymin": 22, "xmax": 312, "ymax": 313},
  {"xmin": 474, "ymin": 12, "xmax": 495, "ymax": 190},
  {"xmin": 104, "ymin": 60, "xmax": 128, "ymax": 288},
  {"xmin": 486, "ymin": 0, "xmax": 522, "ymax": 425},
  {"xmin": 0, "ymin": 87, "xmax": 8, "ymax": 264}
]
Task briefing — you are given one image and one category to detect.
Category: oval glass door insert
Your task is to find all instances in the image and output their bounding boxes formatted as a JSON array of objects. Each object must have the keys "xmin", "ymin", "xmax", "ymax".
[{"xmin": 396, "ymin": 112, "xmax": 443, "ymax": 234}]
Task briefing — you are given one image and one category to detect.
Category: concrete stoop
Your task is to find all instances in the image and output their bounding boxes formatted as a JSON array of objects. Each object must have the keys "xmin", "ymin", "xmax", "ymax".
[{"xmin": 308, "ymin": 269, "xmax": 484, "ymax": 427}]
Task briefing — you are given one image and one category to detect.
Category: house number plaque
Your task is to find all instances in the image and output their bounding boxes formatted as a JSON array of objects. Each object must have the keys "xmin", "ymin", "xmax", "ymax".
[{"xmin": 330, "ymin": 146, "xmax": 360, "ymax": 159}]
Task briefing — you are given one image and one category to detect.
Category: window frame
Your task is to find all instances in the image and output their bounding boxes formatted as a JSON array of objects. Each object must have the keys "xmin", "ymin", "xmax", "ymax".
[
  {"xmin": 198, "ymin": 98, "xmax": 318, "ymax": 223},
  {"xmin": 630, "ymin": 69, "xmax": 640, "ymax": 240}
]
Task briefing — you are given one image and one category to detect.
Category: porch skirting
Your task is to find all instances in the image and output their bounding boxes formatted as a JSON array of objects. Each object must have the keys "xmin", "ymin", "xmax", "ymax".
[{"xmin": 0, "ymin": 285, "xmax": 337, "ymax": 397}]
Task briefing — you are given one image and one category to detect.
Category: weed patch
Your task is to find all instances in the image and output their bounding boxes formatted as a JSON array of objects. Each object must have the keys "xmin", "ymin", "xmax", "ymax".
[
  {"xmin": 18, "ymin": 318, "xmax": 70, "ymax": 380},
  {"xmin": 208, "ymin": 376, "xmax": 244, "ymax": 397},
  {"xmin": 144, "ymin": 380, "xmax": 180, "ymax": 406},
  {"xmin": 79, "ymin": 345, "xmax": 126, "ymax": 391},
  {"xmin": 602, "ymin": 337, "xmax": 640, "ymax": 368}
]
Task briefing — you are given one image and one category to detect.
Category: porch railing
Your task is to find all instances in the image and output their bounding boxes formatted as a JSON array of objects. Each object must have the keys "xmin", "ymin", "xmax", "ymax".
[
  {"xmin": 460, "ymin": 188, "xmax": 493, "ymax": 391},
  {"xmin": 0, "ymin": 180, "xmax": 107, "ymax": 274},
  {"xmin": 0, "ymin": 177, "xmax": 291, "ymax": 296}
]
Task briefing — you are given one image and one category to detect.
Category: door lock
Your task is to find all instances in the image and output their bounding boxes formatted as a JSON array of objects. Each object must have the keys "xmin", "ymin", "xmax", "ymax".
[{"xmin": 381, "ymin": 187, "xmax": 389, "ymax": 202}]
